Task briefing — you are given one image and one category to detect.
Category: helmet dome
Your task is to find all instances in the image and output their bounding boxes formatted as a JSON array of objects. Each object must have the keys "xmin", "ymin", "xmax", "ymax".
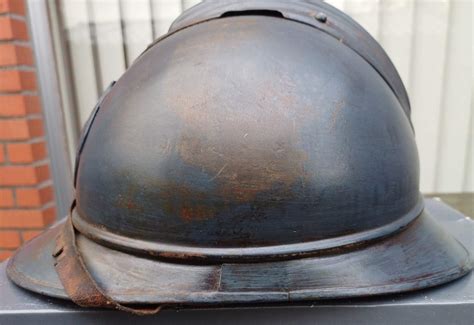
[{"xmin": 74, "ymin": 14, "xmax": 420, "ymax": 260}]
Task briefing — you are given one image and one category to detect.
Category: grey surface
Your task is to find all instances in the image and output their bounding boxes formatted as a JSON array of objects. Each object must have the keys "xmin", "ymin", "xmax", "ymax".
[
  {"xmin": 426, "ymin": 193, "xmax": 473, "ymax": 218},
  {"xmin": 0, "ymin": 198, "xmax": 473, "ymax": 325}
]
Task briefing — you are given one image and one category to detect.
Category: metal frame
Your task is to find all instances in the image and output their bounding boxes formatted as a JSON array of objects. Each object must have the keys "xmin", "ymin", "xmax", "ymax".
[{"xmin": 26, "ymin": 0, "xmax": 74, "ymax": 219}]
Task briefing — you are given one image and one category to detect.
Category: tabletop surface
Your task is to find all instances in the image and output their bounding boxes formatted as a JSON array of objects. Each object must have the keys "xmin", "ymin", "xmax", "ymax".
[
  {"xmin": 425, "ymin": 193, "xmax": 473, "ymax": 218},
  {"xmin": 0, "ymin": 198, "xmax": 473, "ymax": 324}
]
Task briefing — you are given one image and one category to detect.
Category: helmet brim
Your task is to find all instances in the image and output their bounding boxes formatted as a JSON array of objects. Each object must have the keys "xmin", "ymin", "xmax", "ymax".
[{"xmin": 7, "ymin": 209, "xmax": 472, "ymax": 305}]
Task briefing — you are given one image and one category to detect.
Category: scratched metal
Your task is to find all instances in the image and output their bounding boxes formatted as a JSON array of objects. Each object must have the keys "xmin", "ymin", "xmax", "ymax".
[
  {"xmin": 6, "ymin": 1, "xmax": 473, "ymax": 307},
  {"xmin": 75, "ymin": 16, "xmax": 420, "ymax": 257},
  {"xmin": 166, "ymin": 0, "xmax": 412, "ymax": 120}
]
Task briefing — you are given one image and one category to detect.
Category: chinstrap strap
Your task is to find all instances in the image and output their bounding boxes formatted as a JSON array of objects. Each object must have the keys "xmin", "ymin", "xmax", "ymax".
[{"xmin": 52, "ymin": 201, "xmax": 162, "ymax": 315}]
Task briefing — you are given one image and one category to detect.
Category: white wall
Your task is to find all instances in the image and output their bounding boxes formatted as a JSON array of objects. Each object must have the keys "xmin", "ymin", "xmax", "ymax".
[{"xmin": 56, "ymin": 0, "xmax": 473, "ymax": 193}]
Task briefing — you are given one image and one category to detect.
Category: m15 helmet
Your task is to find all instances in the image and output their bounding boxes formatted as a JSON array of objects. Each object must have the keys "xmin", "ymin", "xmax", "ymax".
[{"xmin": 8, "ymin": 0, "xmax": 472, "ymax": 313}]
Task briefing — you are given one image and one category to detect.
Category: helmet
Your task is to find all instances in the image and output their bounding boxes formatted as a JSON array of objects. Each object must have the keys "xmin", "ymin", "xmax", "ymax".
[{"xmin": 7, "ymin": 0, "xmax": 472, "ymax": 313}]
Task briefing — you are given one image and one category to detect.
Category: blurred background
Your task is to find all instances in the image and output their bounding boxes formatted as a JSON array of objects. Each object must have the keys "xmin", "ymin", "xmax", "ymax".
[{"xmin": 50, "ymin": 0, "xmax": 473, "ymax": 194}]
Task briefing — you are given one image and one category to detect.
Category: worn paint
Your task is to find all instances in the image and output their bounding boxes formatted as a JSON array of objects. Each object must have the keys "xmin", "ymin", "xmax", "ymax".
[
  {"xmin": 6, "ymin": 1, "xmax": 471, "ymax": 313},
  {"xmin": 6, "ymin": 208, "xmax": 473, "ymax": 306},
  {"xmin": 74, "ymin": 13, "xmax": 420, "ymax": 250}
]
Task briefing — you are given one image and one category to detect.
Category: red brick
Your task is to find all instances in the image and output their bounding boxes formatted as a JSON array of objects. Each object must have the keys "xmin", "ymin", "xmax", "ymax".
[
  {"xmin": 0, "ymin": 95, "xmax": 41, "ymax": 117},
  {"xmin": 0, "ymin": 230, "xmax": 21, "ymax": 248},
  {"xmin": 0, "ymin": 189, "xmax": 14, "ymax": 207},
  {"xmin": 0, "ymin": 118, "xmax": 43, "ymax": 140},
  {"xmin": 0, "ymin": 119, "xmax": 29, "ymax": 139},
  {"xmin": 21, "ymin": 230, "xmax": 41, "ymax": 242},
  {"xmin": 0, "ymin": 164, "xmax": 50, "ymax": 186},
  {"xmin": 16, "ymin": 185, "xmax": 53, "ymax": 207},
  {"xmin": 0, "ymin": 144, "xmax": 4, "ymax": 163},
  {"xmin": 7, "ymin": 141, "xmax": 46, "ymax": 163},
  {"xmin": 0, "ymin": 0, "xmax": 25, "ymax": 15},
  {"xmin": 0, "ymin": 250, "xmax": 12, "ymax": 261},
  {"xmin": 0, "ymin": 44, "xmax": 32, "ymax": 66},
  {"xmin": 27, "ymin": 119, "xmax": 44, "ymax": 137},
  {"xmin": 0, "ymin": 70, "xmax": 36, "ymax": 92},
  {"xmin": 35, "ymin": 164, "xmax": 50, "ymax": 181},
  {"xmin": 0, "ymin": 206, "xmax": 55, "ymax": 228},
  {"xmin": 0, "ymin": 17, "xmax": 28, "ymax": 40}
]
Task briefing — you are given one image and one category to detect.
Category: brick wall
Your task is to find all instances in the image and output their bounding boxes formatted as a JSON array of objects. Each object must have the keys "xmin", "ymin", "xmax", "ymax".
[{"xmin": 0, "ymin": 0, "xmax": 56, "ymax": 261}]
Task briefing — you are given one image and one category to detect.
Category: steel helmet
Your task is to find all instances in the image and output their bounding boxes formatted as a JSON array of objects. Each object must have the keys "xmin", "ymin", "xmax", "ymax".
[{"xmin": 8, "ymin": 0, "xmax": 472, "ymax": 314}]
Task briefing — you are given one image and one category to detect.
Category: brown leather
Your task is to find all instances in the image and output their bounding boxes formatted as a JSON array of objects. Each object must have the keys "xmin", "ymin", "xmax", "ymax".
[{"xmin": 53, "ymin": 201, "xmax": 162, "ymax": 315}]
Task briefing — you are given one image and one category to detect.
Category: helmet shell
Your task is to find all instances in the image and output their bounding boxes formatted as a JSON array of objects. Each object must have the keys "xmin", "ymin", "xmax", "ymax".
[
  {"xmin": 7, "ymin": 1, "xmax": 471, "ymax": 308},
  {"xmin": 75, "ymin": 14, "xmax": 420, "ymax": 257}
]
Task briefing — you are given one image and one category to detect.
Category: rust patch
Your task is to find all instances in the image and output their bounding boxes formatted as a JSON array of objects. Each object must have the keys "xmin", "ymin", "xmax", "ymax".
[
  {"xmin": 117, "ymin": 197, "xmax": 143, "ymax": 213},
  {"xmin": 180, "ymin": 206, "xmax": 214, "ymax": 222},
  {"xmin": 157, "ymin": 182, "xmax": 220, "ymax": 222},
  {"xmin": 157, "ymin": 250, "xmax": 207, "ymax": 260},
  {"xmin": 116, "ymin": 181, "xmax": 145, "ymax": 215}
]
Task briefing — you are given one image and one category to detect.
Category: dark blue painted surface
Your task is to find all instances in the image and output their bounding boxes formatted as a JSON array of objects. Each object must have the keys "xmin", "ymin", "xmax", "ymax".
[{"xmin": 76, "ymin": 16, "xmax": 419, "ymax": 253}]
